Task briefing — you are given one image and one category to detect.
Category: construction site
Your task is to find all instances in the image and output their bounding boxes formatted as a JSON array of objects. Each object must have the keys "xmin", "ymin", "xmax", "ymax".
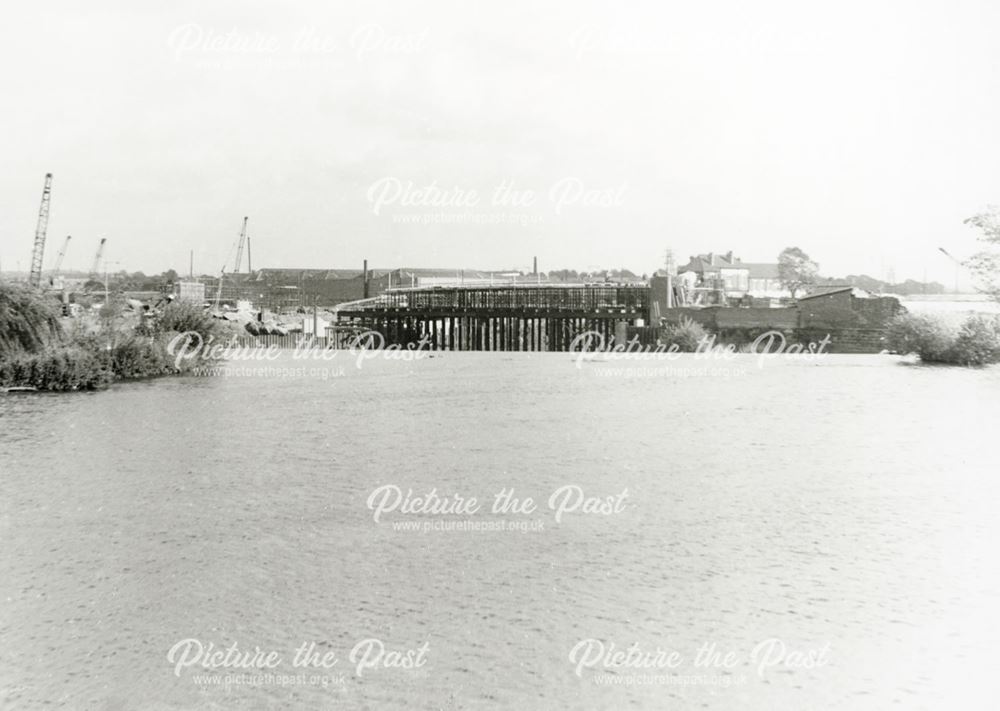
[{"xmin": 7, "ymin": 172, "xmax": 905, "ymax": 352}]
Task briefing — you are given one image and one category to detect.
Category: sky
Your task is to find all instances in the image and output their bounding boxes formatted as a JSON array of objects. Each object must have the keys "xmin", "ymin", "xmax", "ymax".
[{"xmin": 1, "ymin": 0, "xmax": 999, "ymax": 286}]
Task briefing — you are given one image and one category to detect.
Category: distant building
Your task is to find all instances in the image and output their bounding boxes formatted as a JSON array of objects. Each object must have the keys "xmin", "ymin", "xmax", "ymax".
[
  {"xmin": 677, "ymin": 252, "xmax": 789, "ymax": 299},
  {"xmin": 176, "ymin": 281, "xmax": 206, "ymax": 303},
  {"xmin": 380, "ymin": 268, "xmax": 549, "ymax": 288},
  {"xmin": 245, "ymin": 268, "xmax": 376, "ymax": 308},
  {"xmin": 741, "ymin": 263, "xmax": 785, "ymax": 298},
  {"xmin": 219, "ymin": 266, "xmax": 552, "ymax": 310}
]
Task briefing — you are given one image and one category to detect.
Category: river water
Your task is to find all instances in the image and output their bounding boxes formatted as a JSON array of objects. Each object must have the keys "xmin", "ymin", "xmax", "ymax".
[{"xmin": 1, "ymin": 352, "xmax": 999, "ymax": 709}]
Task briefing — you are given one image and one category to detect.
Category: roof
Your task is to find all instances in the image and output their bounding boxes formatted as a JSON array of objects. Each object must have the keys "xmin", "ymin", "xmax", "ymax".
[
  {"xmin": 249, "ymin": 267, "xmax": 548, "ymax": 282},
  {"xmin": 251, "ymin": 268, "xmax": 389, "ymax": 281},
  {"xmin": 678, "ymin": 255, "xmax": 781, "ymax": 280},
  {"xmin": 799, "ymin": 286, "xmax": 870, "ymax": 300},
  {"xmin": 678, "ymin": 252, "xmax": 740, "ymax": 273},
  {"xmin": 391, "ymin": 268, "xmax": 492, "ymax": 279}
]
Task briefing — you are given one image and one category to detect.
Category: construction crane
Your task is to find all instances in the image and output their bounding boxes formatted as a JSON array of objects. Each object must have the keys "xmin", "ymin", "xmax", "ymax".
[
  {"xmin": 233, "ymin": 216, "xmax": 249, "ymax": 273},
  {"xmin": 89, "ymin": 238, "xmax": 107, "ymax": 279},
  {"xmin": 51, "ymin": 235, "xmax": 71, "ymax": 278},
  {"xmin": 28, "ymin": 173, "xmax": 53, "ymax": 288}
]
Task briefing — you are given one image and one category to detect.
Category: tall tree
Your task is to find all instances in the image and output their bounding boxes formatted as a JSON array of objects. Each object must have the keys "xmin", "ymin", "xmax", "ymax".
[
  {"xmin": 161, "ymin": 269, "xmax": 179, "ymax": 284},
  {"xmin": 777, "ymin": 247, "xmax": 819, "ymax": 298},
  {"xmin": 964, "ymin": 207, "xmax": 1000, "ymax": 301}
]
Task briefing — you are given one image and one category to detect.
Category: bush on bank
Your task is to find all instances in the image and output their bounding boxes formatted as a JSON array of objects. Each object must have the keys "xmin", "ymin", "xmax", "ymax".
[
  {"xmin": 951, "ymin": 315, "xmax": 1000, "ymax": 366},
  {"xmin": 887, "ymin": 313, "xmax": 1000, "ymax": 366},
  {"xmin": 659, "ymin": 317, "xmax": 708, "ymax": 352},
  {"xmin": 0, "ymin": 346, "xmax": 113, "ymax": 391},
  {"xmin": 148, "ymin": 301, "xmax": 218, "ymax": 343},
  {"xmin": 108, "ymin": 334, "xmax": 170, "ymax": 379}
]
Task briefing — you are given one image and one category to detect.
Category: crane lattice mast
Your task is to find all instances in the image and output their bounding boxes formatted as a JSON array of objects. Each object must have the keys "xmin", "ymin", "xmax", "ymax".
[
  {"xmin": 233, "ymin": 216, "xmax": 248, "ymax": 273},
  {"xmin": 52, "ymin": 235, "xmax": 71, "ymax": 278},
  {"xmin": 28, "ymin": 173, "xmax": 53, "ymax": 288}
]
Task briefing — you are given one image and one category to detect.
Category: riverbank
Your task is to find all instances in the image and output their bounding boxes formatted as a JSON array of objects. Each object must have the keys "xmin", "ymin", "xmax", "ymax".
[{"xmin": 0, "ymin": 284, "xmax": 228, "ymax": 392}]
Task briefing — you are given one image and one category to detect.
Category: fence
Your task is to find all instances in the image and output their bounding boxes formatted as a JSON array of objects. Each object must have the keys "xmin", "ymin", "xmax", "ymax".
[{"xmin": 229, "ymin": 334, "xmax": 328, "ymax": 349}]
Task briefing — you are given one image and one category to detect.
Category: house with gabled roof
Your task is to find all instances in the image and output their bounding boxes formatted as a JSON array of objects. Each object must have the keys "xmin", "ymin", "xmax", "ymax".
[{"xmin": 677, "ymin": 252, "xmax": 789, "ymax": 298}]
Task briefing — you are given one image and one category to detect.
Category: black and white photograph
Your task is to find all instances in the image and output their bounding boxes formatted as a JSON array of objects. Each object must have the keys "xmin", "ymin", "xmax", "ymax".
[{"xmin": 2, "ymin": 1, "xmax": 999, "ymax": 708}]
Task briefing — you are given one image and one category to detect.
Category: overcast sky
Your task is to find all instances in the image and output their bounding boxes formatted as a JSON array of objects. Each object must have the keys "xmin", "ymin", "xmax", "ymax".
[{"xmin": 2, "ymin": 0, "xmax": 999, "ymax": 285}]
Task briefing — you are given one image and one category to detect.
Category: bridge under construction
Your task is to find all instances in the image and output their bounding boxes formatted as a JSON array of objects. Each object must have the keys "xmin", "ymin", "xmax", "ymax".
[{"xmin": 330, "ymin": 282, "xmax": 666, "ymax": 351}]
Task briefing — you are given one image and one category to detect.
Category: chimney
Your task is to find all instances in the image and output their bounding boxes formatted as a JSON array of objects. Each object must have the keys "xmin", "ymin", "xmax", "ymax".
[{"xmin": 533, "ymin": 256, "xmax": 538, "ymax": 275}]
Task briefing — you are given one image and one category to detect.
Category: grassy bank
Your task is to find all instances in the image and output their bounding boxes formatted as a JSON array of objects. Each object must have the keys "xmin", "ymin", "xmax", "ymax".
[{"xmin": 0, "ymin": 284, "xmax": 220, "ymax": 391}]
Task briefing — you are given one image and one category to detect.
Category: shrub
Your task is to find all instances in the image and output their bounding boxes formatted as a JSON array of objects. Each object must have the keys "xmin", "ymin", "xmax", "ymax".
[
  {"xmin": 886, "ymin": 313, "xmax": 957, "ymax": 363},
  {"xmin": 887, "ymin": 312, "xmax": 1000, "ymax": 366},
  {"xmin": 154, "ymin": 331, "xmax": 204, "ymax": 374},
  {"xmin": 0, "ymin": 347, "xmax": 112, "ymax": 391},
  {"xmin": 0, "ymin": 283, "xmax": 63, "ymax": 358},
  {"xmin": 155, "ymin": 301, "xmax": 218, "ymax": 342},
  {"xmin": 108, "ymin": 334, "xmax": 170, "ymax": 379},
  {"xmin": 660, "ymin": 317, "xmax": 708, "ymax": 352},
  {"xmin": 950, "ymin": 315, "xmax": 1000, "ymax": 366}
]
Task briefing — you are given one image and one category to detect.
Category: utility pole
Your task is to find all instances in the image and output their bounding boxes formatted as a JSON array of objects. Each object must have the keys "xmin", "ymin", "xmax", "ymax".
[
  {"xmin": 90, "ymin": 238, "xmax": 107, "ymax": 279},
  {"xmin": 28, "ymin": 173, "xmax": 53, "ymax": 288},
  {"xmin": 214, "ymin": 267, "xmax": 226, "ymax": 310},
  {"xmin": 664, "ymin": 249, "xmax": 676, "ymax": 308},
  {"xmin": 938, "ymin": 247, "xmax": 962, "ymax": 294}
]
